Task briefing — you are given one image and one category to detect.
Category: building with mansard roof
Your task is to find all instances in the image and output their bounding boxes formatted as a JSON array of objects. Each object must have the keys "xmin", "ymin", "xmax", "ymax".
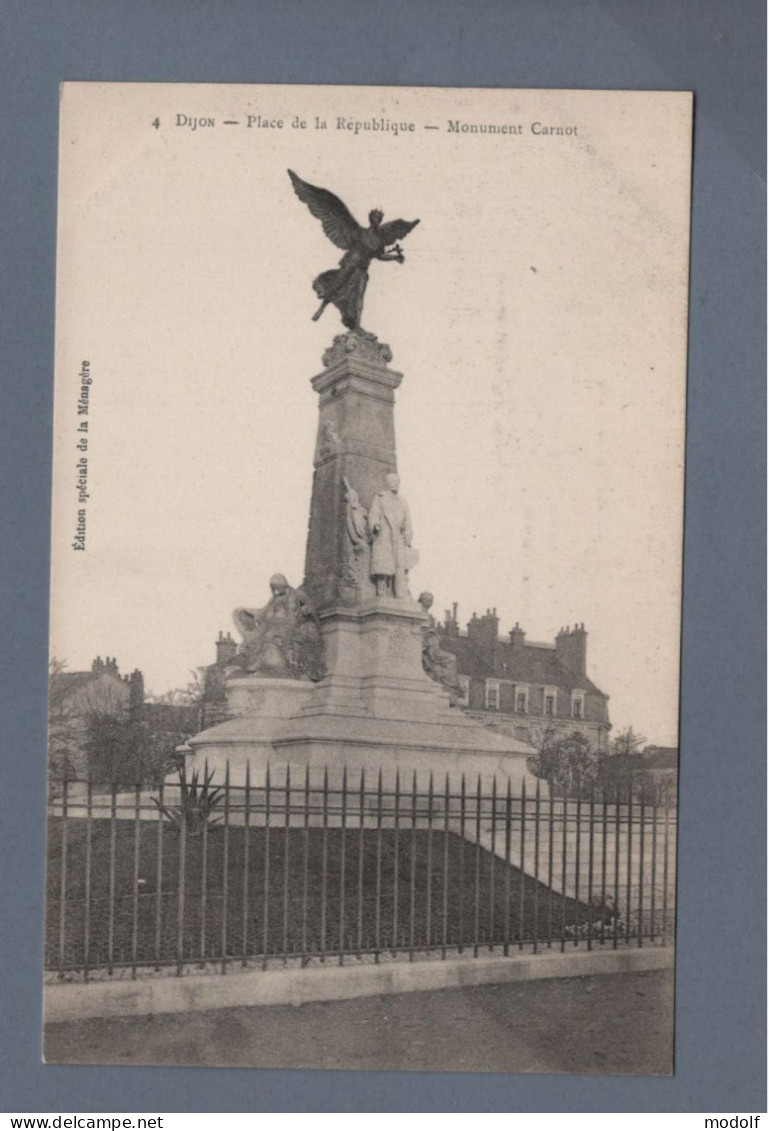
[{"xmin": 436, "ymin": 606, "xmax": 611, "ymax": 751}]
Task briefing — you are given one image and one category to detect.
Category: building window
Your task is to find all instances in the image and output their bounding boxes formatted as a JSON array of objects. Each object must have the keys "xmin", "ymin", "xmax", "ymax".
[
  {"xmin": 543, "ymin": 686, "xmax": 557, "ymax": 716},
  {"xmin": 571, "ymin": 691, "xmax": 585, "ymax": 719},
  {"xmin": 485, "ymin": 680, "xmax": 500, "ymax": 710},
  {"xmin": 515, "ymin": 685, "xmax": 529, "ymax": 714},
  {"xmin": 457, "ymin": 675, "xmax": 470, "ymax": 707}
]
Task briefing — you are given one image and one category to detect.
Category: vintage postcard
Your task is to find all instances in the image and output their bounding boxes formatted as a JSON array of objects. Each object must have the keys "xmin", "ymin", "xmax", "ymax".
[{"xmin": 45, "ymin": 82, "xmax": 692, "ymax": 1074}]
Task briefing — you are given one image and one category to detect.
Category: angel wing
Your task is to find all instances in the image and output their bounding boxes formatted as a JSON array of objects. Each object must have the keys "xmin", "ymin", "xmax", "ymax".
[
  {"xmin": 288, "ymin": 169, "xmax": 364, "ymax": 251},
  {"xmin": 377, "ymin": 218, "xmax": 420, "ymax": 245}
]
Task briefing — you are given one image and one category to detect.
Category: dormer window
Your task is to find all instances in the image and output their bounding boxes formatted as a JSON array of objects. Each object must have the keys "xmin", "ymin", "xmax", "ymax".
[
  {"xmin": 485, "ymin": 679, "xmax": 500, "ymax": 710},
  {"xmin": 571, "ymin": 691, "xmax": 585, "ymax": 719},
  {"xmin": 457, "ymin": 675, "xmax": 470, "ymax": 707},
  {"xmin": 515, "ymin": 684, "xmax": 529, "ymax": 714},
  {"xmin": 543, "ymin": 686, "xmax": 558, "ymax": 716}
]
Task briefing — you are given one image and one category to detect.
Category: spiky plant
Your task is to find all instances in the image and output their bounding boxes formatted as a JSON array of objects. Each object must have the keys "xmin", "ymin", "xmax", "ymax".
[{"xmin": 152, "ymin": 764, "xmax": 224, "ymax": 836}]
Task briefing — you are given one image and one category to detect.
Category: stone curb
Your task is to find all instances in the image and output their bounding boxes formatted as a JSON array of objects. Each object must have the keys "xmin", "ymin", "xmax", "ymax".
[{"xmin": 44, "ymin": 946, "xmax": 674, "ymax": 1024}]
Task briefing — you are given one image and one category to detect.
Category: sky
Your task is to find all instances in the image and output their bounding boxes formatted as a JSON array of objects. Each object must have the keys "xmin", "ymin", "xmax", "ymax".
[{"xmin": 50, "ymin": 83, "xmax": 692, "ymax": 745}]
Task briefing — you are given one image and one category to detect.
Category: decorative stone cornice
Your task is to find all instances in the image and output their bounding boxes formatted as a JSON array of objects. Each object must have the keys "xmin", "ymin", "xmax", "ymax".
[{"xmin": 322, "ymin": 329, "xmax": 393, "ymax": 369}]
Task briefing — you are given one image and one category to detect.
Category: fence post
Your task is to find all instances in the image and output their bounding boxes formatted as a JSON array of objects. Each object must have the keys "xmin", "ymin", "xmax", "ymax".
[
  {"xmin": 200, "ymin": 763, "xmax": 209, "ymax": 967},
  {"xmin": 638, "ymin": 782, "xmax": 646, "ymax": 947},
  {"xmin": 132, "ymin": 781, "xmax": 141, "ymax": 978},
  {"xmin": 409, "ymin": 770, "xmax": 417, "ymax": 961},
  {"xmin": 625, "ymin": 782, "xmax": 633, "ymax": 945},
  {"xmin": 339, "ymin": 766, "xmax": 347, "ymax": 965},
  {"xmin": 518, "ymin": 778, "xmax": 527, "ymax": 950},
  {"xmin": 221, "ymin": 760, "xmax": 230, "ymax": 973},
  {"xmin": 613, "ymin": 784, "xmax": 621, "ymax": 950},
  {"xmin": 57, "ymin": 778, "xmax": 69, "ymax": 976},
  {"xmin": 320, "ymin": 765, "xmax": 328, "ymax": 963},
  {"xmin": 357, "ymin": 768, "xmax": 365, "ymax": 958},
  {"xmin": 503, "ymin": 777, "xmax": 512, "ymax": 957},
  {"xmin": 155, "ymin": 779, "xmax": 164, "ymax": 970},
  {"xmin": 587, "ymin": 783, "xmax": 595, "ymax": 952},
  {"xmin": 489, "ymin": 777, "xmax": 497, "ymax": 950},
  {"xmin": 473, "ymin": 774, "xmax": 481, "ymax": 957},
  {"xmin": 176, "ymin": 795, "xmax": 187, "ymax": 976},
  {"xmin": 262, "ymin": 762, "xmax": 271, "ymax": 970},
  {"xmin": 442, "ymin": 772, "xmax": 450, "ymax": 959},
  {"xmin": 573, "ymin": 792, "xmax": 581, "ymax": 948},
  {"xmin": 650, "ymin": 793, "xmax": 658, "ymax": 943},
  {"xmin": 547, "ymin": 782, "xmax": 554, "ymax": 949},
  {"xmin": 600, "ymin": 786, "xmax": 608, "ymax": 947},
  {"xmin": 107, "ymin": 780, "xmax": 116, "ymax": 974},
  {"xmin": 392, "ymin": 770, "xmax": 400, "ymax": 954},
  {"xmin": 458, "ymin": 773, "xmax": 466, "ymax": 953},
  {"xmin": 375, "ymin": 768, "xmax": 382, "ymax": 962},
  {"xmin": 83, "ymin": 779, "xmax": 93, "ymax": 982},
  {"xmin": 662, "ymin": 800, "xmax": 670, "ymax": 941},
  {"xmin": 242, "ymin": 762, "xmax": 251, "ymax": 967},
  {"xmin": 426, "ymin": 772, "xmax": 434, "ymax": 952},
  {"xmin": 533, "ymin": 777, "xmax": 540, "ymax": 954},
  {"xmin": 301, "ymin": 764, "xmax": 310, "ymax": 965},
  {"xmin": 284, "ymin": 763, "xmax": 292, "ymax": 964}
]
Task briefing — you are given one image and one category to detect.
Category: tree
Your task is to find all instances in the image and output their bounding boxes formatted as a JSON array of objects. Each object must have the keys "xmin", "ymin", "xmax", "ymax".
[
  {"xmin": 140, "ymin": 670, "xmax": 209, "ymax": 785},
  {"xmin": 610, "ymin": 726, "xmax": 647, "ymax": 759},
  {"xmin": 598, "ymin": 726, "xmax": 647, "ymax": 800},
  {"xmin": 528, "ymin": 727, "xmax": 600, "ymax": 798},
  {"xmin": 632, "ymin": 768, "xmax": 677, "ymax": 807},
  {"xmin": 80, "ymin": 678, "xmax": 133, "ymax": 784},
  {"xmin": 47, "ymin": 657, "xmax": 82, "ymax": 783}
]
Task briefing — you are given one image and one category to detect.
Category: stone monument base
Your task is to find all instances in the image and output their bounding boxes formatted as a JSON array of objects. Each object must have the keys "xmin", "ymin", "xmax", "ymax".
[
  {"xmin": 184, "ymin": 600, "xmax": 538, "ymax": 791},
  {"xmin": 181, "ymin": 336, "xmax": 539, "ymax": 793}
]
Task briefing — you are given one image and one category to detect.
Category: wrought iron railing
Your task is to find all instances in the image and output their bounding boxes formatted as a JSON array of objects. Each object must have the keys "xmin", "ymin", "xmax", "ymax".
[{"xmin": 45, "ymin": 765, "xmax": 676, "ymax": 980}]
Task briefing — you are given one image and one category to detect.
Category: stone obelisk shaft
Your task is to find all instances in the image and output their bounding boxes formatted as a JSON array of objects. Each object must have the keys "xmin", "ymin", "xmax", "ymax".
[{"xmin": 303, "ymin": 335, "xmax": 402, "ymax": 612}]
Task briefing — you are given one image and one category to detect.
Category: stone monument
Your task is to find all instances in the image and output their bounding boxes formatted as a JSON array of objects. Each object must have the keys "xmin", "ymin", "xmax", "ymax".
[{"xmin": 183, "ymin": 173, "xmax": 536, "ymax": 788}]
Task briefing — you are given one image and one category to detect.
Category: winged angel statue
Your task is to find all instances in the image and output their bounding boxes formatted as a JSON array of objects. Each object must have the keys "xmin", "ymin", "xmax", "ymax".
[{"xmin": 288, "ymin": 169, "xmax": 420, "ymax": 331}]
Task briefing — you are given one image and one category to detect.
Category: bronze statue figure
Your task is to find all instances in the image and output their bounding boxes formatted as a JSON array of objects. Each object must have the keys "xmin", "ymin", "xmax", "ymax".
[{"xmin": 288, "ymin": 169, "xmax": 419, "ymax": 331}]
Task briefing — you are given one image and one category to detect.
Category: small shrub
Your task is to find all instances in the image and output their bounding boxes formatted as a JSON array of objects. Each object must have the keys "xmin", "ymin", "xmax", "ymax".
[{"xmin": 152, "ymin": 764, "xmax": 224, "ymax": 836}]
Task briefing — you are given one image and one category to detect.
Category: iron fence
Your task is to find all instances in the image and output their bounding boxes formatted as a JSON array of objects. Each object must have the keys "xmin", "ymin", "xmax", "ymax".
[{"xmin": 45, "ymin": 764, "xmax": 676, "ymax": 979}]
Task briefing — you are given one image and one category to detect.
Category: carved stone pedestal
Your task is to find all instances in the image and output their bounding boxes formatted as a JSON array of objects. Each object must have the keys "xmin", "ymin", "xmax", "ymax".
[{"xmin": 185, "ymin": 332, "xmax": 537, "ymax": 790}]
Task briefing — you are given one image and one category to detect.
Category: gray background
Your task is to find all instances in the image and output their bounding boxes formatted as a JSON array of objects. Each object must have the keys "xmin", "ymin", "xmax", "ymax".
[{"xmin": 1, "ymin": 0, "xmax": 765, "ymax": 1113}]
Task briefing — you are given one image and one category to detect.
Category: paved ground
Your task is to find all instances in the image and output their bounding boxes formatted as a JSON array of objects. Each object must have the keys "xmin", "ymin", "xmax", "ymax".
[{"xmin": 44, "ymin": 969, "xmax": 674, "ymax": 1076}]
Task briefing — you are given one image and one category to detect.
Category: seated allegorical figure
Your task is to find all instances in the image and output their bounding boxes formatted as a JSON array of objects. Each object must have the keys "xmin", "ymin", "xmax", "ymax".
[
  {"xmin": 228, "ymin": 573, "xmax": 325, "ymax": 682},
  {"xmin": 417, "ymin": 592, "xmax": 461, "ymax": 706}
]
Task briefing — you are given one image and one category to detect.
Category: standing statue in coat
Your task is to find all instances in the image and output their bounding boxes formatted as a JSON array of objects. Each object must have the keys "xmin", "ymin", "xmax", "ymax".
[{"xmin": 368, "ymin": 473, "xmax": 418, "ymax": 598}]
